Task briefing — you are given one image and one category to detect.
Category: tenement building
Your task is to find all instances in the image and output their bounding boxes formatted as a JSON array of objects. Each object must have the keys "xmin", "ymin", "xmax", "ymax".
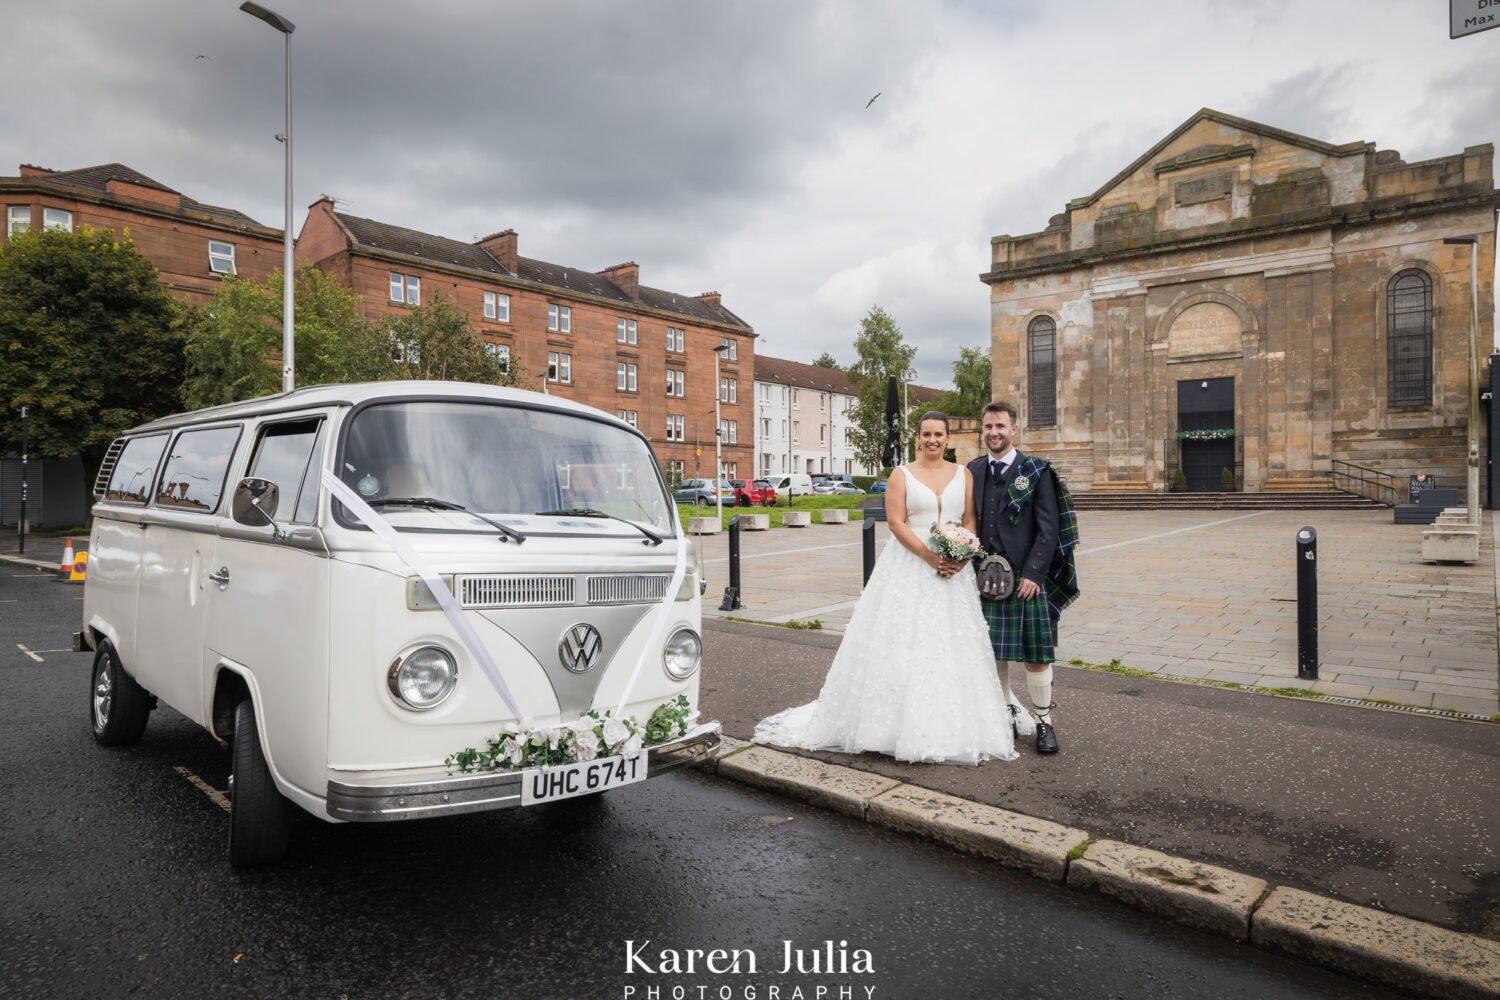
[
  {"xmin": 296, "ymin": 199, "xmax": 755, "ymax": 481},
  {"xmin": 982, "ymin": 109, "xmax": 1497, "ymax": 497},
  {"xmin": 0, "ymin": 163, "xmax": 285, "ymax": 301},
  {"xmin": 753, "ymin": 356, "xmax": 864, "ymax": 478}
]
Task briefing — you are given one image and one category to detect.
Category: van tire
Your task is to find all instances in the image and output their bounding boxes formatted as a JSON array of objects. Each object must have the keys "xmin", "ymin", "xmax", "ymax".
[
  {"xmin": 229, "ymin": 700, "xmax": 291, "ymax": 867},
  {"xmin": 90, "ymin": 640, "xmax": 151, "ymax": 746}
]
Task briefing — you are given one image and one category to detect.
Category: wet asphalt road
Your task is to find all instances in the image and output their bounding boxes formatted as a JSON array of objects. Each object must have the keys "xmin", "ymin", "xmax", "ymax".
[{"xmin": 0, "ymin": 569, "xmax": 1395, "ymax": 999}]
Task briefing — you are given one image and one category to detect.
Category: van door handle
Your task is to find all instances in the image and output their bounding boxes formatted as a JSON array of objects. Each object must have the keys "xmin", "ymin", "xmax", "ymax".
[{"xmin": 208, "ymin": 567, "xmax": 231, "ymax": 588}]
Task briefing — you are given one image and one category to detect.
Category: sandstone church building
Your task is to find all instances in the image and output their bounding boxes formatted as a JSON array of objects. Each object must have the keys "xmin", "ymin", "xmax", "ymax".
[{"xmin": 982, "ymin": 109, "xmax": 1497, "ymax": 500}]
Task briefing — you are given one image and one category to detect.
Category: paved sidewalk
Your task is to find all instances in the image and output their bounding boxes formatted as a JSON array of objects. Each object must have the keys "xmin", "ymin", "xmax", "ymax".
[{"xmin": 700, "ymin": 509, "xmax": 1499, "ymax": 715}]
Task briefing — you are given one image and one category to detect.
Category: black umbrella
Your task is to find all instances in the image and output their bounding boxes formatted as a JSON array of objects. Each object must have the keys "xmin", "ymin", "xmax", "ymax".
[{"xmin": 881, "ymin": 375, "xmax": 900, "ymax": 470}]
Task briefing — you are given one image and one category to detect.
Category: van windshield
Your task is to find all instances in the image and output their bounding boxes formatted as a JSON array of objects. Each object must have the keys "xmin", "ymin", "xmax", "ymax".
[{"xmin": 336, "ymin": 400, "xmax": 674, "ymax": 535}]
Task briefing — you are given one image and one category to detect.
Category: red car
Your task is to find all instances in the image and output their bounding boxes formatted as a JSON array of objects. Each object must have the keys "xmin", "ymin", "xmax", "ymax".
[{"xmin": 731, "ymin": 479, "xmax": 778, "ymax": 506}]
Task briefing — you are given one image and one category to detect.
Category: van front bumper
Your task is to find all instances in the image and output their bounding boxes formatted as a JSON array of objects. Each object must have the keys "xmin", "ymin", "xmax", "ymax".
[{"xmin": 325, "ymin": 721, "xmax": 721, "ymax": 822}]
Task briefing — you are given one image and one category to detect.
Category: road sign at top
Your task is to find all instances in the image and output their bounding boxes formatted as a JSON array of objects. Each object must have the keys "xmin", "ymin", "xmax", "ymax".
[{"xmin": 1452, "ymin": 0, "xmax": 1500, "ymax": 37}]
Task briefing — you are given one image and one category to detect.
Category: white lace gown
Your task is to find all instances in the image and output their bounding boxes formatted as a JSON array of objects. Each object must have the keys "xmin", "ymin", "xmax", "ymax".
[{"xmin": 754, "ymin": 464, "xmax": 1033, "ymax": 765}]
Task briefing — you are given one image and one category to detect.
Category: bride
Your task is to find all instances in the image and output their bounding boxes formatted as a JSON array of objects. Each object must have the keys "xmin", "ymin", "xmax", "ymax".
[{"xmin": 754, "ymin": 411, "xmax": 1033, "ymax": 764}]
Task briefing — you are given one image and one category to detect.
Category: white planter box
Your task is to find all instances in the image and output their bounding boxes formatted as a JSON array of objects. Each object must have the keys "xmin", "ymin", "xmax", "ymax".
[
  {"xmin": 737, "ymin": 513, "xmax": 770, "ymax": 530},
  {"xmin": 782, "ymin": 511, "xmax": 812, "ymax": 527},
  {"xmin": 1421, "ymin": 527, "xmax": 1478, "ymax": 563},
  {"xmin": 818, "ymin": 508, "xmax": 849, "ymax": 524},
  {"xmin": 687, "ymin": 517, "xmax": 722, "ymax": 535}
]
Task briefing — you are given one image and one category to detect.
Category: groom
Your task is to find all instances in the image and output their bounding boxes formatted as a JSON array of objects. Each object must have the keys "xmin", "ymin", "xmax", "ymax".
[{"xmin": 966, "ymin": 400, "xmax": 1063, "ymax": 754}]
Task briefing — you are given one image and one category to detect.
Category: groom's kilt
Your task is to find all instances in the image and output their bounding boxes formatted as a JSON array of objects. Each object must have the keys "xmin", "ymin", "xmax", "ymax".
[{"xmin": 982, "ymin": 593, "xmax": 1055, "ymax": 663}]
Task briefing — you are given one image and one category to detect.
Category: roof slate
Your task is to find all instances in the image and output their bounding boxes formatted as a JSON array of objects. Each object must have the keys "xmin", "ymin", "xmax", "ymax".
[
  {"xmin": 333, "ymin": 210, "xmax": 752, "ymax": 331},
  {"xmin": 754, "ymin": 354, "xmax": 945, "ymax": 403},
  {"xmin": 12, "ymin": 163, "xmax": 265, "ymax": 227}
]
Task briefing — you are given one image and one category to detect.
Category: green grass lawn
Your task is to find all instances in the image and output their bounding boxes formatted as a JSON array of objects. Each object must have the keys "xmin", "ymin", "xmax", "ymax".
[{"xmin": 674, "ymin": 492, "xmax": 878, "ymax": 530}]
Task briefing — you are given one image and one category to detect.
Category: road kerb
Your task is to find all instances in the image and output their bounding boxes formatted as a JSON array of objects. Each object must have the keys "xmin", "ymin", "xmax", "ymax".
[
  {"xmin": 714, "ymin": 745, "xmax": 901, "ymax": 819},
  {"xmin": 865, "ymin": 784, "xmax": 1086, "ymax": 882},
  {"xmin": 1251, "ymin": 886, "xmax": 1500, "ymax": 1000},
  {"xmin": 1067, "ymin": 839, "xmax": 1267, "ymax": 942}
]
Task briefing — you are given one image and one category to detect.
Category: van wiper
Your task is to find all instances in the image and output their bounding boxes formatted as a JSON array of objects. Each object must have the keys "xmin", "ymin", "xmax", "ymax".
[
  {"xmin": 368, "ymin": 497, "xmax": 526, "ymax": 544},
  {"xmin": 534, "ymin": 507, "xmax": 664, "ymax": 546}
]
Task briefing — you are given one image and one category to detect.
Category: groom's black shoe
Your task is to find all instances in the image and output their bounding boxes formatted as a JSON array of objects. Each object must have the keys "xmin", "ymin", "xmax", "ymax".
[{"xmin": 1034, "ymin": 719, "xmax": 1059, "ymax": 754}]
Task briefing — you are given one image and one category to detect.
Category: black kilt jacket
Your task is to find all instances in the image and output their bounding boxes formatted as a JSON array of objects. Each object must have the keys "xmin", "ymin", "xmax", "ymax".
[{"xmin": 967, "ymin": 451, "xmax": 1059, "ymax": 588}]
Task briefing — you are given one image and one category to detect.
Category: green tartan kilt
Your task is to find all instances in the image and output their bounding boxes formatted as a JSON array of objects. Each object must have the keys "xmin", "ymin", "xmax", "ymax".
[{"xmin": 982, "ymin": 593, "xmax": 1056, "ymax": 663}]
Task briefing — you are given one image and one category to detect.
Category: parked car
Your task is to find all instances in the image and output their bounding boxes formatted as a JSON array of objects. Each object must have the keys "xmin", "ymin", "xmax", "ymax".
[
  {"xmin": 674, "ymin": 478, "xmax": 734, "ymax": 506},
  {"xmin": 732, "ymin": 479, "xmax": 777, "ymax": 506},
  {"xmin": 763, "ymin": 473, "xmax": 814, "ymax": 497},
  {"xmin": 869, "ymin": 478, "xmax": 888, "ymax": 494},
  {"xmin": 79, "ymin": 380, "xmax": 718, "ymax": 866},
  {"xmin": 825, "ymin": 482, "xmax": 863, "ymax": 495}
]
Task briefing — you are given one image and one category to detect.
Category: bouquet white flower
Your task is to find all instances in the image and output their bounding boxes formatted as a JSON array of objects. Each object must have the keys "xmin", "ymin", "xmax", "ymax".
[{"xmin": 929, "ymin": 521, "xmax": 984, "ymax": 577}]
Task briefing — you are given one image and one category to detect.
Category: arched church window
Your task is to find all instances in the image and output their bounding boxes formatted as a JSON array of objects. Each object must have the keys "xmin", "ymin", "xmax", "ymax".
[
  {"xmin": 1028, "ymin": 316, "xmax": 1057, "ymax": 426},
  {"xmin": 1387, "ymin": 269, "xmax": 1432, "ymax": 407}
]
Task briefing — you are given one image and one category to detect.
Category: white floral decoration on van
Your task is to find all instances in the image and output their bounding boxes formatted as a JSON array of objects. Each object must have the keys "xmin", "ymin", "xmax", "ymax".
[{"xmin": 444, "ymin": 695, "xmax": 695, "ymax": 773}]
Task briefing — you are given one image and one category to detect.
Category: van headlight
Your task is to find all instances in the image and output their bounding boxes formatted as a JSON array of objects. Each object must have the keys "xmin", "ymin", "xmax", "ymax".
[
  {"xmin": 663, "ymin": 628, "xmax": 701, "ymax": 680},
  {"xmin": 388, "ymin": 645, "xmax": 457, "ymax": 710}
]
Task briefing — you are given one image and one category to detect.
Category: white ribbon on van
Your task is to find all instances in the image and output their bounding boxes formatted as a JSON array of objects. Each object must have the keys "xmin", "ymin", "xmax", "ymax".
[{"xmin": 322, "ymin": 470, "xmax": 527, "ymax": 723}]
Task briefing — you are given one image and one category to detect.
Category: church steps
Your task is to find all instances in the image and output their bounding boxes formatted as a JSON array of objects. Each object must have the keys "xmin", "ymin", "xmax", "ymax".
[{"xmin": 1073, "ymin": 490, "xmax": 1386, "ymax": 511}]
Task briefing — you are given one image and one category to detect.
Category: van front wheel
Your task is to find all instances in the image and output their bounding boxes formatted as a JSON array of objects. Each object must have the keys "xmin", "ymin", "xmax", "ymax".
[
  {"xmin": 90, "ymin": 641, "xmax": 151, "ymax": 746},
  {"xmin": 228, "ymin": 700, "xmax": 290, "ymax": 867}
]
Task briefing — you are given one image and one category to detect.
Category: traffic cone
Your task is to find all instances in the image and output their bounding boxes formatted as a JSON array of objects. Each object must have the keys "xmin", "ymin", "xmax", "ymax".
[
  {"xmin": 58, "ymin": 539, "xmax": 75, "ymax": 580},
  {"xmin": 67, "ymin": 551, "xmax": 88, "ymax": 584}
]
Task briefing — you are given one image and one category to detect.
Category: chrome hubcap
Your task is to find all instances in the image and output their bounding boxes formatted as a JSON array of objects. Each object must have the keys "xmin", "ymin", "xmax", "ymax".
[{"xmin": 93, "ymin": 660, "xmax": 113, "ymax": 727}]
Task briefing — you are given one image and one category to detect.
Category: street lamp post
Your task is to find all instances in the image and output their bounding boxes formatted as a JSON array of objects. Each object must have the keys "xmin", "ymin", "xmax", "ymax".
[
  {"xmin": 1443, "ymin": 235, "xmax": 1481, "ymax": 525},
  {"xmin": 240, "ymin": 2, "xmax": 296, "ymax": 394},
  {"xmin": 712, "ymin": 345, "xmax": 730, "ymax": 522}
]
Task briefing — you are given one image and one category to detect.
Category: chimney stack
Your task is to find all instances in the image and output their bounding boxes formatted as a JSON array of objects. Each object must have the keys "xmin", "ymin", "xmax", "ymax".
[
  {"xmin": 479, "ymin": 229, "xmax": 519, "ymax": 273},
  {"xmin": 600, "ymin": 261, "xmax": 640, "ymax": 299},
  {"xmin": 696, "ymin": 290, "xmax": 722, "ymax": 308},
  {"xmin": 19, "ymin": 164, "xmax": 54, "ymax": 177}
]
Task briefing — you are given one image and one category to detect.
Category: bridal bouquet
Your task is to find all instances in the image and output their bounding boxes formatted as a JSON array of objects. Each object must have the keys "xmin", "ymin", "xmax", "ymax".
[{"xmin": 929, "ymin": 521, "xmax": 984, "ymax": 577}]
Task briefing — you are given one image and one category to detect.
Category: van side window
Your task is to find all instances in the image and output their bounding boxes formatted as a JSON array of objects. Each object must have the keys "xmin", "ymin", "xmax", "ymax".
[
  {"xmin": 104, "ymin": 435, "xmax": 170, "ymax": 504},
  {"xmin": 248, "ymin": 418, "xmax": 325, "ymax": 523},
  {"xmin": 156, "ymin": 426, "xmax": 242, "ymax": 514}
]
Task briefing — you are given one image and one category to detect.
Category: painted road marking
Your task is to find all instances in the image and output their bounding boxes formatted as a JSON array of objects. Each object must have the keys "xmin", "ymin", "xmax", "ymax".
[
  {"xmin": 16, "ymin": 644, "xmax": 43, "ymax": 662},
  {"xmin": 703, "ymin": 539, "xmax": 863, "ymax": 565},
  {"xmin": 1077, "ymin": 511, "xmax": 1270, "ymax": 556},
  {"xmin": 174, "ymin": 767, "xmax": 230, "ymax": 812}
]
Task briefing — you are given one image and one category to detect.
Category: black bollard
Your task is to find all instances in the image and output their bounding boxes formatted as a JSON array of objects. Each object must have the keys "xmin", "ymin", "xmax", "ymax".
[
  {"xmin": 719, "ymin": 515, "xmax": 743, "ymax": 611},
  {"xmin": 1296, "ymin": 526, "xmax": 1318, "ymax": 680},
  {"xmin": 862, "ymin": 517, "xmax": 876, "ymax": 586}
]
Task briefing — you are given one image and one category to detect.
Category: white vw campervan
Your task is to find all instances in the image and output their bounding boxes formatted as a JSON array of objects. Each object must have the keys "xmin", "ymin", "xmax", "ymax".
[{"xmin": 80, "ymin": 382, "xmax": 719, "ymax": 865}]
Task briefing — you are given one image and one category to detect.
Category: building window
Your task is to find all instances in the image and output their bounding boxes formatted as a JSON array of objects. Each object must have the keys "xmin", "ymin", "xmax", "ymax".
[
  {"xmin": 208, "ymin": 240, "xmax": 236, "ymax": 275},
  {"xmin": 720, "ymin": 337, "xmax": 738, "ymax": 361},
  {"xmin": 761, "ymin": 417, "xmax": 771, "ymax": 437},
  {"xmin": 793, "ymin": 420, "xmax": 800, "ymax": 442},
  {"xmin": 721, "ymin": 420, "xmax": 737, "ymax": 445},
  {"xmin": 1027, "ymin": 316, "xmax": 1057, "ymax": 427},
  {"xmin": 725, "ymin": 462, "xmax": 737, "ymax": 479},
  {"xmin": 7, "ymin": 206, "xmax": 29, "ymax": 235},
  {"xmin": 819, "ymin": 424, "xmax": 825, "ymax": 444},
  {"xmin": 43, "ymin": 208, "xmax": 72, "ymax": 232},
  {"xmin": 667, "ymin": 414, "xmax": 685, "ymax": 441},
  {"xmin": 617, "ymin": 318, "xmax": 638, "ymax": 344},
  {"xmin": 548, "ymin": 351, "xmax": 571, "ymax": 383},
  {"xmin": 389, "ymin": 273, "xmax": 420, "ymax": 305},
  {"xmin": 548, "ymin": 303, "xmax": 572, "ymax": 333},
  {"xmin": 791, "ymin": 389, "xmax": 799, "ymax": 406},
  {"xmin": 617, "ymin": 362, "xmax": 637, "ymax": 392},
  {"xmin": 667, "ymin": 327, "xmax": 685, "ymax": 352},
  {"xmin": 484, "ymin": 342, "xmax": 511, "ymax": 370},
  {"xmin": 819, "ymin": 393, "xmax": 826, "ymax": 411},
  {"xmin": 718, "ymin": 377, "xmax": 737, "ymax": 403},
  {"xmin": 665, "ymin": 459, "xmax": 684, "ymax": 485},
  {"xmin": 666, "ymin": 369, "xmax": 684, "ymax": 397},
  {"xmin": 759, "ymin": 383, "xmax": 771, "ymax": 402},
  {"xmin": 484, "ymin": 291, "xmax": 510, "ymax": 322},
  {"xmin": 1387, "ymin": 269, "xmax": 1433, "ymax": 407}
]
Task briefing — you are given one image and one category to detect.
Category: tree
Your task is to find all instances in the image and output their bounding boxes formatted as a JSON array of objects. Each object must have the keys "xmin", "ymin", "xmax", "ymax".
[
  {"xmin": 845, "ymin": 305, "xmax": 916, "ymax": 470},
  {"xmin": 0, "ymin": 227, "xmax": 185, "ymax": 480},
  {"xmin": 381, "ymin": 292, "xmax": 519, "ymax": 385},
  {"xmin": 181, "ymin": 264, "xmax": 386, "ymax": 409},
  {"xmin": 812, "ymin": 352, "xmax": 840, "ymax": 369},
  {"xmin": 930, "ymin": 345, "xmax": 992, "ymax": 418}
]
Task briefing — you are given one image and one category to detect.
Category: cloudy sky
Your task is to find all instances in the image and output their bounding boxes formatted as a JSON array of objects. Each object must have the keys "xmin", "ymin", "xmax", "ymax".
[{"xmin": 3, "ymin": 1, "xmax": 1495, "ymax": 386}]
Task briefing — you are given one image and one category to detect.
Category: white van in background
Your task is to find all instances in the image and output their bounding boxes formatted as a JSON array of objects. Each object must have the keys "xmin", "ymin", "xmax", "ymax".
[
  {"xmin": 763, "ymin": 473, "xmax": 814, "ymax": 497},
  {"xmin": 79, "ymin": 381, "xmax": 720, "ymax": 866}
]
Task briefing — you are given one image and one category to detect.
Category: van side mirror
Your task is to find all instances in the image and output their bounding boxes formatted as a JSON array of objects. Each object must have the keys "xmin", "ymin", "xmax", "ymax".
[{"xmin": 232, "ymin": 477, "xmax": 285, "ymax": 539}]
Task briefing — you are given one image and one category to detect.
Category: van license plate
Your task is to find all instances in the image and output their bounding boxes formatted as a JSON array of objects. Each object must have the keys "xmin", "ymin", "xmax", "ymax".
[{"xmin": 520, "ymin": 751, "xmax": 647, "ymax": 805}]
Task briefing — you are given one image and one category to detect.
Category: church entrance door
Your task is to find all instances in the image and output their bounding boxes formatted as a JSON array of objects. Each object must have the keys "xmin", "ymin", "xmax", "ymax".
[{"xmin": 1177, "ymin": 378, "xmax": 1235, "ymax": 493}]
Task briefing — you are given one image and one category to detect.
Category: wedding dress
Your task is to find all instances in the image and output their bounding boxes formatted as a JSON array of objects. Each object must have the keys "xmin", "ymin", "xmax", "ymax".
[{"xmin": 754, "ymin": 463, "xmax": 1033, "ymax": 764}]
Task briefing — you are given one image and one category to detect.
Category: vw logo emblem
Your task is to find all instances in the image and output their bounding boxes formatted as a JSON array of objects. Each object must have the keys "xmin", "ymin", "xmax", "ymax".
[{"xmin": 559, "ymin": 623, "xmax": 603, "ymax": 673}]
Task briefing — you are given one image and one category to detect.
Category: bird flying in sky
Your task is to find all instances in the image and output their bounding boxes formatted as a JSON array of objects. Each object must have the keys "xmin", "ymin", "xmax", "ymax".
[{"xmin": 865, "ymin": 91, "xmax": 881, "ymax": 108}]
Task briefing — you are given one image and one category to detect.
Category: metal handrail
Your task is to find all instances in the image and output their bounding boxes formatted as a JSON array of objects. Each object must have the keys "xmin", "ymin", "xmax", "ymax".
[{"xmin": 1330, "ymin": 460, "xmax": 1396, "ymax": 506}]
